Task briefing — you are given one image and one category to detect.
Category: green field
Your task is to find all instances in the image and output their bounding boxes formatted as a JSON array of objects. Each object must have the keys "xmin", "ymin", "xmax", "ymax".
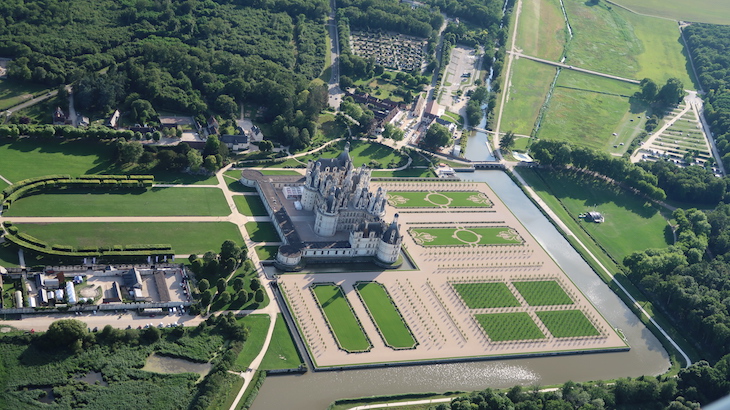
[
  {"xmin": 519, "ymin": 169, "xmax": 672, "ymax": 262},
  {"xmin": 15, "ymin": 222, "xmax": 243, "ymax": 255},
  {"xmin": 233, "ymin": 195, "xmax": 268, "ymax": 216},
  {"xmin": 474, "ymin": 312, "xmax": 546, "ymax": 341},
  {"xmin": 255, "ymin": 246, "xmax": 279, "ymax": 261},
  {"xmin": 612, "ymin": 0, "xmax": 730, "ymax": 25},
  {"xmin": 4, "ymin": 188, "xmax": 230, "ymax": 217},
  {"xmin": 536, "ymin": 310, "xmax": 600, "ymax": 337},
  {"xmin": 355, "ymin": 282, "xmax": 417, "ymax": 349},
  {"xmin": 311, "ymin": 284, "xmax": 371, "ymax": 352},
  {"xmin": 301, "ymin": 140, "xmax": 408, "ymax": 169},
  {"xmin": 410, "ymin": 227, "xmax": 522, "ymax": 246},
  {"xmin": 452, "ymin": 282, "xmax": 521, "ymax": 309},
  {"xmin": 0, "ymin": 242, "xmax": 20, "ymax": 268},
  {"xmin": 500, "ymin": 58, "xmax": 557, "ymax": 135},
  {"xmin": 516, "ymin": 0, "xmax": 567, "ymax": 61},
  {"xmin": 387, "ymin": 191, "xmax": 491, "ymax": 208},
  {"xmin": 260, "ymin": 314, "xmax": 305, "ymax": 370},
  {"xmin": 0, "ymin": 79, "xmax": 51, "ymax": 110},
  {"xmin": 223, "ymin": 171, "xmax": 257, "ymax": 192},
  {"xmin": 232, "ymin": 314, "xmax": 271, "ymax": 371},
  {"xmin": 512, "ymin": 280, "xmax": 574, "ymax": 306},
  {"xmin": 244, "ymin": 222, "xmax": 280, "ymax": 243}
]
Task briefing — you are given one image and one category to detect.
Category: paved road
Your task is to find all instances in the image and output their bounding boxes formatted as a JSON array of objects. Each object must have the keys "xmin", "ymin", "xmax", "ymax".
[
  {"xmin": 509, "ymin": 51, "xmax": 641, "ymax": 85},
  {"xmin": 327, "ymin": 0, "xmax": 344, "ymax": 109},
  {"xmin": 2, "ymin": 89, "xmax": 58, "ymax": 118}
]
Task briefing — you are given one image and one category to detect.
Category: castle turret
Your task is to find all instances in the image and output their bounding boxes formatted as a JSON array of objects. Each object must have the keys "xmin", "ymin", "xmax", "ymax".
[{"xmin": 377, "ymin": 214, "xmax": 402, "ymax": 264}]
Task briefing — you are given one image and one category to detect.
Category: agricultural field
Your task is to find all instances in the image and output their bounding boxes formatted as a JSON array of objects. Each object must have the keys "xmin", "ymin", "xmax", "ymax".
[
  {"xmin": 512, "ymin": 280, "xmax": 574, "ymax": 306},
  {"xmin": 387, "ymin": 191, "xmax": 492, "ymax": 208},
  {"xmin": 15, "ymin": 221, "xmax": 243, "ymax": 256},
  {"xmin": 500, "ymin": 58, "xmax": 557, "ymax": 135},
  {"xmin": 474, "ymin": 312, "xmax": 546, "ymax": 342},
  {"xmin": 409, "ymin": 227, "xmax": 523, "ymax": 246},
  {"xmin": 515, "ymin": 0, "xmax": 567, "ymax": 61},
  {"xmin": 536, "ymin": 310, "xmax": 600, "ymax": 338},
  {"xmin": 260, "ymin": 314, "xmax": 305, "ymax": 370},
  {"xmin": 233, "ymin": 195, "xmax": 268, "ymax": 216},
  {"xmin": 244, "ymin": 222, "xmax": 280, "ymax": 243},
  {"xmin": 4, "ymin": 188, "xmax": 230, "ymax": 217},
  {"xmin": 355, "ymin": 282, "xmax": 416, "ymax": 349},
  {"xmin": 311, "ymin": 284, "xmax": 371, "ymax": 353},
  {"xmin": 518, "ymin": 169, "xmax": 672, "ymax": 262},
  {"xmin": 612, "ymin": 0, "xmax": 730, "ymax": 25},
  {"xmin": 452, "ymin": 282, "xmax": 521, "ymax": 309}
]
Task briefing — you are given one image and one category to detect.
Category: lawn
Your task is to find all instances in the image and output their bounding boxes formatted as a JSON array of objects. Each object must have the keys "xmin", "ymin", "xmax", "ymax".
[
  {"xmin": 233, "ymin": 195, "xmax": 268, "ymax": 216},
  {"xmin": 260, "ymin": 314, "xmax": 304, "ymax": 370},
  {"xmin": 311, "ymin": 284, "xmax": 371, "ymax": 352},
  {"xmin": 387, "ymin": 191, "xmax": 492, "ymax": 208},
  {"xmin": 0, "ymin": 78, "xmax": 51, "ymax": 110},
  {"xmin": 500, "ymin": 58, "xmax": 557, "ymax": 135},
  {"xmin": 255, "ymin": 246, "xmax": 279, "ymax": 261},
  {"xmin": 512, "ymin": 280, "xmax": 574, "ymax": 306},
  {"xmin": 371, "ymin": 168, "xmax": 434, "ymax": 178},
  {"xmin": 409, "ymin": 227, "xmax": 523, "ymax": 246},
  {"xmin": 474, "ymin": 312, "xmax": 545, "ymax": 341},
  {"xmin": 15, "ymin": 221, "xmax": 243, "ymax": 255},
  {"xmin": 611, "ymin": 0, "xmax": 730, "ymax": 25},
  {"xmin": 355, "ymin": 282, "xmax": 416, "ymax": 349},
  {"xmin": 232, "ymin": 314, "xmax": 271, "ymax": 371},
  {"xmin": 516, "ymin": 0, "xmax": 567, "ymax": 61},
  {"xmin": 0, "ymin": 179, "xmax": 8, "ymax": 191},
  {"xmin": 519, "ymin": 168, "xmax": 672, "ymax": 262},
  {"xmin": 300, "ymin": 140, "xmax": 408, "ymax": 169},
  {"xmin": 536, "ymin": 310, "xmax": 600, "ymax": 337},
  {"xmin": 0, "ymin": 242, "xmax": 20, "ymax": 268},
  {"xmin": 452, "ymin": 282, "xmax": 521, "ymax": 309},
  {"xmin": 223, "ymin": 171, "xmax": 257, "ymax": 192},
  {"xmin": 244, "ymin": 222, "xmax": 280, "ymax": 243},
  {"xmin": 4, "ymin": 187, "xmax": 230, "ymax": 217}
]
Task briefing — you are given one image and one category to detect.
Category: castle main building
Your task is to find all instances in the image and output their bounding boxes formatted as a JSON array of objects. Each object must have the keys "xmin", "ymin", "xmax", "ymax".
[{"xmin": 240, "ymin": 143, "xmax": 403, "ymax": 270}]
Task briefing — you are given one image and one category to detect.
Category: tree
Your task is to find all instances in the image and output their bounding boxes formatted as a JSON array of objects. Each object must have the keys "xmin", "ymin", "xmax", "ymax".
[
  {"xmin": 198, "ymin": 278, "xmax": 210, "ymax": 292},
  {"xmin": 217, "ymin": 278, "xmax": 227, "ymax": 294},
  {"xmin": 118, "ymin": 140, "xmax": 144, "ymax": 164},
  {"xmin": 220, "ymin": 240, "xmax": 242, "ymax": 261},
  {"xmin": 254, "ymin": 289, "xmax": 265, "ymax": 303},
  {"xmin": 250, "ymin": 278, "xmax": 261, "ymax": 291},
  {"xmin": 639, "ymin": 78, "xmax": 658, "ymax": 102},
  {"xmin": 215, "ymin": 94, "xmax": 238, "ymax": 119},
  {"xmin": 142, "ymin": 326, "xmax": 161, "ymax": 343},
  {"xmin": 657, "ymin": 78, "xmax": 685, "ymax": 106},
  {"xmin": 237, "ymin": 290, "xmax": 248, "ymax": 303},
  {"xmin": 187, "ymin": 149, "xmax": 203, "ymax": 171},
  {"xmin": 46, "ymin": 319, "xmax": 87, "ymax": 350},
  {"xmin": 201, "ymin": 290, "xmax": 214, "ymax": 307},
  {"xmin": 259, "ymin": 140, "xmax": 274, "ymax": 152},
  {"xmin": 204, "ymin": 135, "xmax": 221, "ymax": 157},
  {"xmin": 129, "ymin": 99, "xmax": 156, "ymax": 124},
  {"xmin": 420, "ymin": 123, "xmax": 451, "ymax": 151},
  {"xmin": 233, "ymin": 277, "xmax": 245, "ymax": 292},
  {"xmin": 500, "ymin": 131, "xmax": 515, "ymax": 151},
  {"xmin": 219, "ymin": 291, "xmax": 231, "ymax": 305},
  {"xmin": 204, "ymin": 155, "xmax": 218, "ymax": 172}
]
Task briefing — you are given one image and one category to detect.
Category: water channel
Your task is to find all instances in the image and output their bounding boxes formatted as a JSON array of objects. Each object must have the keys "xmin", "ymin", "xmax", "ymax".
[{"xmin": 253, "ymin": 170, "xmax": 670, "ymax": 410}]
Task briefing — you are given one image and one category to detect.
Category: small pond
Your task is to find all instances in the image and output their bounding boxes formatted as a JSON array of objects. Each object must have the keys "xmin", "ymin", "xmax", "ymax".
[
  {"xmin": 142, "ymin": 353, "xmax": 212, "ymax": 382},
  {"xmin": 75, "ymin": 371, "xmax": 108, "ymax": 387}
]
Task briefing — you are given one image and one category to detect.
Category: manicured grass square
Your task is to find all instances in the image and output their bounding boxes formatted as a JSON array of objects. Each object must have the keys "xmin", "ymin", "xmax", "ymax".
[
  {"xmin": 260, "ymin": 313, "xmax": 304, "ymax": 370},
  {"xmin": 244, "ymin": 222, "xmax": 280, "ymax": 243},
  {"xmin": 255, "ymin": 246, "xmax": 279, "ymax": 261},
  {"xmin": 410, "ymin": 227, "xmax": 522, "ymax": 246},
  {"xmin": 233, "ymin": 195, "xmax": 268, "ymax": 216},
  {"xmin": 452, "ymin": 282, "xmax": 521, "ymax": 309},
  {"xmin": 474, "ymin": 312, "xmax": 545, "ymax": 341},
  {"xmin": 355, "ymin": 282, "xmax": 416, "ymax": 349},
  {"xmin": 311, "ymin": 284, "xmax": 371, "ymax": 352},
  {"xmin": 536, "ymin": 310, "xmax": 600, "ymax": 338},
  {"xmin": 387, "ymin": 191, "xmax": 491, "ymax": 208},
  {"xmin": 512, "ymin": 280, "xmax": 574, "ymax": 306}
]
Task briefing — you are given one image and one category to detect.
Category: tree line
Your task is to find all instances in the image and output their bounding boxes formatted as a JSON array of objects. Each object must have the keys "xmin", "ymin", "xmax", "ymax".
[{"xmin": 336, "ymin": 0, "xmax": 443, "ymax": 39}]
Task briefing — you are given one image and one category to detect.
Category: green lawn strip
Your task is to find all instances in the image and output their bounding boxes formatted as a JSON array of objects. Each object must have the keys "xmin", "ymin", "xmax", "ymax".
[
  {"xmin": 515, "ymin": 0, "xmax": 567, "ymax": 61},
  {"xmin": 223, "ymin": 171, "xmax": 257, "ymax": 193},
  {"xmin": 149, "ymin": 171, "xmax": 218, "ymax": 185},
  {"xmin": 536, "ymin": 310, "xmax": 600, "ymax": 337},
  {"xmin": 371, "ymin": 168, "xmax": 434, "ymax": 178},
  {"xmin": 233, "ymin": 195, "xmax": 268, "ymax": 216},
  {"xmin": 512, "ymin": 280, "xmax": 574, "ymax": 306},
  {"xmin": 255, "ymin": 246, "xmax": 278, "ymax": 261},
  {"xmin": 388, "ymin": 191, "xmax": 491, "ymax": 208},
  {"xmin": 474, "ymin": 312, "xmax": 546, "ymax": 341},
  {"xmin": 0, "ymin": 179, "xmax": 8, "ymax": 192},
  {"xmin": 16, "ymin": 222, "xmax": 243, "ymax": 255},
  {"xmin": 232, "ymin": 314, "xmax": 271, "ymax": 371},
  {"xmin": 244, "ymin": 222, "xmax": 280, "ymax": 243},
  {"xmin": 611, "ymin": 0, "xmax": 730, "ymax": 26},
  {"xmin": 4, "ymin": 187, "xmax": 229, "ymax": 217},
  {"xmin": 0, "ymin": 242, "xmax": 20, "ymax": 268},
  {"xmin": 355, "ymin": 282, "xmax": 416, "ymax": 349},
  {"xmin": 259, "ymin": 313, "xmax": 305, "ymax": 370},
  {"xmin": 500, "ymin": 58, "xmax": 558, "ymax": 135},
  {"xmin": 452, "ymin": 282, "xmax": 521, "ymax": 309},
  {"xmin": 410, "ymin": 227, "xmax": 522, "ymax": 246},
  {"xmin": 311, "ymin": 284, "xmax": 371, "ymax": 352}
]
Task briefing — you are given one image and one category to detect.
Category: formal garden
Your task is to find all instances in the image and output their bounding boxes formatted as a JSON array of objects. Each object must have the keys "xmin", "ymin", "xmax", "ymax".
[
  {"xmin": 387, "ymin": 191, "xmax": 492, "ymax": 208},
  {"xmin": 452, "ymin": 282, "xmax": 521, "ymax": 309},
  {"xmin": 536, "ymin": 310, "xmax": 601, "ymax": 338},
  {"xmin": 355, "ymin": 282, "xmax": 417, "ymax": 350},
  {"xmin": 409, "ymin": 227, "xmax": 523, "ymax": 246},
  {"xmin": 310, "ymin": 283, "xmax": 372, "ymax": 353},
  {"xmin": 474, "ymin": 312, "xmax": 546, "ymax": 342},
  {"xmin": 512, "ymin": 280, "xmax": 574, "ymax": 306}
]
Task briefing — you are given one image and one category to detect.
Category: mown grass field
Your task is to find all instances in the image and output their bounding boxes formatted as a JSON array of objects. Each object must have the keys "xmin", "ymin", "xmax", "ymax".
[
  {"xmin": 355, "ymin": 282, "xmax": 416, "ymax": 349},
  {"xmin": 612, "ymin": 0, "xmax": 730, "ymax": 25},
  {"xmin": 536, "ymin": 310, "xmax": 600, "ymax": 337},
  {"xmin": 512, "ymin": 280, "xmax": 574, "ymax": 306},
  {"xmin": 244, "ymin": 222, "xmax": 280, "ymax": 243},
  {"xmin": 0, "ymin": 242, "xmax": 19, "ymax": 268},
  {"xmin": 519, "ymin": 169, "xmax": 672, "ymax": 262},
  {"xmin": 260, "ymin": 314, "xmax": 304, "ymax": 370},
  {"xmin": 4, "ymin": 188, "xmax": 230, "ymax": 217},
  {"xmin": 223, "ymin": 171, "xmax": 257, "ymax": 192},
  {"xmin": 516, "ymin": 0, "xmax": 567, "ymax": 61},
  {"xmin": 16, "ymin": 221, "xmax": 243, "ymax": 255},
  {"xmin": 232, "ymin": 314, "xmax": 271, "ymax": 371},
  {"xmin": 255, "ymin": 245, "xmax": 278, "ymax": 261},
  {"xmin": 311, "ymin": 284, "xmax": 371, "ymax": 352},
  {"xmin": 410, "ymin": 227, "xmax": 522, "ymax": 246},
  {"xmin": 387, "ymin": 191, "xmax": 491, "ymax": 208},
  {"xmin": 475, "ymin": 312, "xmax": 545, "ymax": 341},
  {"xmin": 452, "ymin": 282, "xmax": 521, "ymax": 309},
  {"xmin": 0, "ymin": 79, "xmax": 51, "ymax": 110},
  {"xmin": 500, "ymin": 58, "xmax": 557, "ymax": 135},
  {"xmin": 233, "ymin": 195, "xmax": 268, "ymax": 216},
  {"xmin": 301, "ymin": 140, "xmax": 408, "ymax": 169}
]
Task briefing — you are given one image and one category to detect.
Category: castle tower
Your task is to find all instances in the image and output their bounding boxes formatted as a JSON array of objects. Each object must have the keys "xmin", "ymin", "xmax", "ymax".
[{"xmin": 377, "ymin": 214, "xmax": 402, "ymax": 264}]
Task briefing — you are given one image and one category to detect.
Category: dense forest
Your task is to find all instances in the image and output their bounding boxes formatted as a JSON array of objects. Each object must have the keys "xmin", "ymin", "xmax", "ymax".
[
  {"xmin": 684, "ymin": 24, "xmax": 730, "ymax": 168},
  {"xmin": 336, "ymin": 0, "xmax": 443, "ymax": 38},
  {"xmin": 0, "ymin": 0, "xmax": 329, "ymax": 145}
]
